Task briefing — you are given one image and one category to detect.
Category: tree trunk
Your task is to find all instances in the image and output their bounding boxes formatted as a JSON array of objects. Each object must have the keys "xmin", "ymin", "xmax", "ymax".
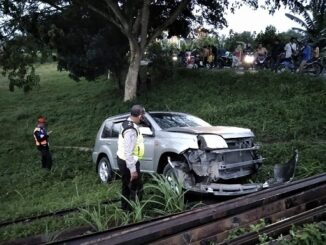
[{"xmin": 124, "ymin": 44, "xmax": 142, "ymax": 102}]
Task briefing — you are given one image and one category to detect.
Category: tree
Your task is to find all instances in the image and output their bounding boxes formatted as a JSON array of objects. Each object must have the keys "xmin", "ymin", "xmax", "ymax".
[
  {"xmin": 1, "ymin": 0, "xmax": 230, "ymax": 100},
  {"xmin": 285, "ymin": 0, "xmax": 326, "ymax": 46},
  {"xmin": 83, "ymin": 0, "xmax": 232, "ymax": 101},
  {"xmin": 0, "ymin": 0, "xmax": 307, "ymax": 100},
  {"xmin": 278, "ymin": 29, "xmax": 304, "ymax": 45},
  {"xmin": 47, "ymin": 9, "xmax": 130, "ymax": 89},
  {"xmin": 255, "ymin": 25, "xmax": 279, "ymax": 50},
  {"xmin": 0, "ymin": 34, "xmax": 42, "ymax": 92},
  {"xmin": 195, "ymin": 35, "xmax": 220, "ymax": 49},
  {"xmin": 0, "ymin": 1, "xmax": 130, "ymax": 92},
  {"xmin": 224, "ymin": 31, "xmax": 256, "ymax": 51}
]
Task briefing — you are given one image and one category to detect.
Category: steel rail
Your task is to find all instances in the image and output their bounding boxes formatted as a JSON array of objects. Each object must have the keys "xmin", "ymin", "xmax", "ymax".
[
  {"xmin": 216, "ymin": 204, "xmax": 326, "ymax": 245},
  {"xmin": 0, "ymin": 188, "xmax": 181, "ymax": 229},
  {"xmin": 0, "ymin": 198, "xmax": 120, "ymax": 229},
  {"xmin": 53, "ymin": 173, "xmax": 326, "ymax": 245},
  {"xmin": 0, "ymin": 192, "xmax": 199, "ymax": 230},
  {"xmin": 153, "ymin": 183, "xmax": 326, "ymax": 244}
]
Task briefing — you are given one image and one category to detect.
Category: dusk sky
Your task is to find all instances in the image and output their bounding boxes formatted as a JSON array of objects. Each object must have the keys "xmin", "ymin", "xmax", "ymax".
[{"xmin": 219, "ymin": 4, "xmax": 303, "ymax": 35}]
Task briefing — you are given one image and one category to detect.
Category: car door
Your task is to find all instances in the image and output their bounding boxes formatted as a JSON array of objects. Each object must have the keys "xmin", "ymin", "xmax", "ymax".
[
  {"xmin": 100, "ymin": 118, "xmax": 126, "ymax": 171},
  {"xmin": 138, "ymin": 125, "xmax": 155, "ymax": 172},
  {"xmin": 108, "ymin": 120, "xmax": 125, "ymax": 170}
]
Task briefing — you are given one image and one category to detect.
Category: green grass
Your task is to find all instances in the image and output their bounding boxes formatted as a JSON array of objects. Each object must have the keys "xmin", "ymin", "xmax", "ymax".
[
  {"xmin": 0, "ymin": 63, "xmax": 325, "ymax": 242},
  {"xmin": 0, "ymin": 64, "xmax": 122, "ymax": 242},
  {"xmin": 77, "ymin": 173, "xmax": 189, "ymax": 231},
  {"xmin": 0, "ymin": 212, "xmax": 86, "ymax": 242}
]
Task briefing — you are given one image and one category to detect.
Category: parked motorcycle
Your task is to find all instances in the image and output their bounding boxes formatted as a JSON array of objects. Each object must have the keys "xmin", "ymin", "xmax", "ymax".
[
  {"xmin": 192, "ymin": 55, "xmax": 201, "ymax": 68},
  {"xmin": 193, "ymin": 52, "xmax": 213, "ymax": 69},
  {"xmin": 255, "ymin": 54, "xmax": 270, "ymax": 69},
  {"xmin": 302, "ymin": 58, "xmax": 323, "ymax": 76},
  {"xmin": 277, "ymin": 57, "xmax": 323, "ymax": 76},
  {"xmin": 216, "ymin": 53, "xmax": 233, "ymax": 68}
]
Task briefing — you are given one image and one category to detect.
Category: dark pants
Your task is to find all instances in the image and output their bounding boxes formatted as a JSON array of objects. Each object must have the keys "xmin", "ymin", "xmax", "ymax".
[
  {"xmin": 37, "ymin": 145, "xmax": 52, "ymax": 170},
  {"xmin": 117, "ymin": 157, "xmax": 143, "ymax": 211},
  {"xmin": 271, "ymin": 56, "xmax": 280, "ymax": 72},
  {"xmin": 203, "ymin": 56, "xmax": 208, "ymax": 66}
]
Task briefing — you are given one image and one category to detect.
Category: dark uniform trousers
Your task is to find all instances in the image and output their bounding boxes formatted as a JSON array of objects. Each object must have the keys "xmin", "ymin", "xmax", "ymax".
[
  {"xmin": 117, "ymin": 157, "xmax": 143, "ymax": 210},
  {"xmin": 37, "ymin": 145, "xmax": 53, "ymax": 170}
]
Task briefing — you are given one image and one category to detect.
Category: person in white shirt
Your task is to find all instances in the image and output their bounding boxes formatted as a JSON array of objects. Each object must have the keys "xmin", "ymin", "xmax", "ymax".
[
  {"xmin": 284, "ymin": 37, "xmax": 297, "ymax": 60},
  {"xmin": 117, "ymin": 105, "xmax": 145, "ymax": 211}
]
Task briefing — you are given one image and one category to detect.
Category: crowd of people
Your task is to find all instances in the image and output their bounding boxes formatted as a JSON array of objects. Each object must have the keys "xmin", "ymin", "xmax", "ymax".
[
  {"xmin": 230, "ymin": 37, "xmax": 320, "ymax": 72},
  {"xmin": 181, "ymin": 37, "xmax": 321, "ymax": 73},
  {"xmin": 268, "ymin": 37, "xmax": 320, "ymax": 73}
]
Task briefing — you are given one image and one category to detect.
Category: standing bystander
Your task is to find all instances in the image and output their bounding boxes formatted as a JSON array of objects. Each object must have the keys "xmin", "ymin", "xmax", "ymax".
[
  {"xmin": 298, "ymin": 40, "xmax": 313, "ymax": 73},
  {"xmin": 117, "ymin": 105, "xmax": 145, "ymax": 211},
  {"xmin": 33, "ymin": 116, "xmax": 53, "ymax": 170}
]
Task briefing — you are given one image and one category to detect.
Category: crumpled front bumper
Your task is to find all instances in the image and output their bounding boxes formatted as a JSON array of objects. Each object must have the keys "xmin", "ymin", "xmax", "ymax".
[
  {"xmin": 191, "ymin": 183, "xmax": 263, "ymax": 196},
  {"xmin": 187, "ymin": 150, "xmax": 299, "ymax": 196}
]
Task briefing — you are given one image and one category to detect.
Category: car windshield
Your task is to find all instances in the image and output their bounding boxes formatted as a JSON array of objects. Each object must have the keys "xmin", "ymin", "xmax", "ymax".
[{"xmin": 149, "ymin": 113, "xmax": 211, "ymax": 129}]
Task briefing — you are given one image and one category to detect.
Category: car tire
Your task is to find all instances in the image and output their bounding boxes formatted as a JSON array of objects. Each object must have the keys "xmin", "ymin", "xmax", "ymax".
[
  {"xmin": 163, "ymin": 161, "xmax": 195, "ymax": 190},
  {"xmin": 97, "ymin": 156, "xmax": 113, "ymax": 183},
  {"xmin": 163, "ymin": 163, "xmax": 176, "ymax": 179},
  {"xmin": 163, "ymin": 163, "xmax": 181, "ymax": 192}
]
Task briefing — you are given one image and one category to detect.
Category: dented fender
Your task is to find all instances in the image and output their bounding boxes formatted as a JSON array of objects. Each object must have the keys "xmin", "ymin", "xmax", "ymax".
[{"xmin": 157, "ymin": 131, "xmax": 230, "ymax": 155}]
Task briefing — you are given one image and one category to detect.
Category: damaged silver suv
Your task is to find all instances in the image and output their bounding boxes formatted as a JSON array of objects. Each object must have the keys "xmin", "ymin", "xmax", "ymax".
[{"xmin": 92, "ymin": 111, "xmax": 265, "ymax": 195}]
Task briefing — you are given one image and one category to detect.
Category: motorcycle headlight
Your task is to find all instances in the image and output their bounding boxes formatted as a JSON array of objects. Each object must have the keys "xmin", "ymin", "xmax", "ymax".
[{"xmin": 244, "ymin": 55, "xmax": 254, "ymax": 64}]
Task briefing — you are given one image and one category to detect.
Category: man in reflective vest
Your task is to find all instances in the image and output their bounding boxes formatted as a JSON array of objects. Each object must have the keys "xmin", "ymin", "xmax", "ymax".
[
  {"xmin": 33, "ymin": 116, "xmax": 53, "ymax": 170},
  {"xmin": 117, "ymin": 105, "xmax": 145, "ymax": 211}
]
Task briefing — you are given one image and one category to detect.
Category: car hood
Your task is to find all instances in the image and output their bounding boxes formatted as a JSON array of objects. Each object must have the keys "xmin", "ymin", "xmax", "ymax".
[{"xmin": 164, "ymin": 126, "xmax": 254, "ymax": 139}]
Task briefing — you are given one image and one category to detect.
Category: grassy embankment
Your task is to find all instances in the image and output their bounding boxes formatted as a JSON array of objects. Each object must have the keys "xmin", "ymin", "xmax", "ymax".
[{"xmin": 0, "ymin": 63, "xmax": 325, "ymax": 241}]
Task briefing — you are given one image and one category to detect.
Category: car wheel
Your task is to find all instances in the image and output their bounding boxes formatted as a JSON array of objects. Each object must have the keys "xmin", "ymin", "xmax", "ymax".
[
  {"xmin": 97, "ymin": 157, "xmax": 113, "ymax": 183},
  {"xmin": 163, "ymin": 161, "xmax": 195, "ymax": 190},
  {"xmin": 163, "ymin": 163, "xmax": 177, "ymax": 180}
]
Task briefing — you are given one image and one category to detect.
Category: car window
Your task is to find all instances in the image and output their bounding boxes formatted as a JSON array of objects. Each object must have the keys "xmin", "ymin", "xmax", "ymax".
[
  {"xmin": 101, "ymin": 126, "xmax": 111, "ymax": 138},
  {"xmin": 112, "ymin": 122, "xmax": 123, "ymax": 138},
  {"xmin": 101, "ymin": 121, "xmax": 113, "ymax": 138},
  {"xmin": 102, "ymin": 116, "xmax": 152, "ymax": 138},
  {"xmin": 150, "ymin": 113, "xmax": 211, "ymax": 129}
]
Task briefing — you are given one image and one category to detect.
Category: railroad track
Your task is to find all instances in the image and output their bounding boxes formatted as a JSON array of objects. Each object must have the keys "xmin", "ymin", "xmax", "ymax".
[
  {"xmin": 0, "ymin": 189, "xmax": 209, "ymax": 230},
  {"xmin": 3, "ymin": 173, "xmax": 326, "ymax": 245},
  {"xmin": 218, "ymin": 205, "xmax": 326, "ymax": 245},
  {"xmin": 53, "ymin": 173, "xmax": 326, "ymax": 245},
  {"xmin": 0, "ymin": 198, "xmax": 120, "ymax": 229}
]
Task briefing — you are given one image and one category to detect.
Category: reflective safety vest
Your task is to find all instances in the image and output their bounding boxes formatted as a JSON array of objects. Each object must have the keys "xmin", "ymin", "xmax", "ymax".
[
  {"xmin": 33, "ymin": 127, "xmax": 48, "ymax": 146},
  {"xmin": 117, "ymin": 120, "xmax": 144, "ymax": 160}
]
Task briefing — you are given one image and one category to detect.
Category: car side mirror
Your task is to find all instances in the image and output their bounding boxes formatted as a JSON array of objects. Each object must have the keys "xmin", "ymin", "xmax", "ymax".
[{"xmin": 139, "ymin": 127, "xmax": 153, "ymax": 136}]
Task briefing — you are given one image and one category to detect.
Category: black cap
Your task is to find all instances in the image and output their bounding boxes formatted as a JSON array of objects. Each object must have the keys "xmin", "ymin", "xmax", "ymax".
[{"xmin": 131, "ymin": 105, "xmax": 146, "ymax": 117}]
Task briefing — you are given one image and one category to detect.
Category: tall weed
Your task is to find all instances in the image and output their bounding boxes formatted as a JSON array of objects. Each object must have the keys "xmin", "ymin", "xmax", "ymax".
[
  {"xmin": 79, "ymin": 203, "xmax": 111, "ymax": 232},
  {"xmin": 145, "ymin": 174, "xmax": 187, "ymax": 214}
]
